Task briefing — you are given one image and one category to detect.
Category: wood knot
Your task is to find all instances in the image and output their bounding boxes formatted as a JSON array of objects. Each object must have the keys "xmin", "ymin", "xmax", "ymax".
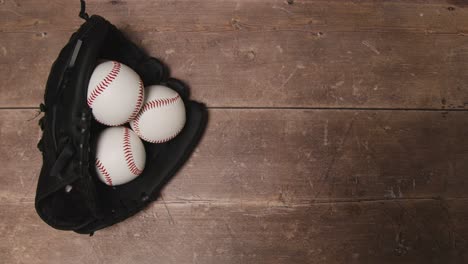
[
  {"xmin": 231, "ymin": 18, "xmax": 242, "ymax": 30},
  {"xmin": 246, "ymin": 51, "xmax": 256, "ymax": 60},
  {"xmin": 35, "ymin": 32, "xmax": 47, "ymax": 38}
]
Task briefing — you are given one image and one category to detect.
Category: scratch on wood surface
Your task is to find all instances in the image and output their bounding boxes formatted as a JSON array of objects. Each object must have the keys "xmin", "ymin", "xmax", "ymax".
[
  {"xmin": 313, "ymin": 117, "xmax": 356, "ymax": 199},
  {"xmin": 272, "ymin": 5, "xmax": 293, "ymax": 15},
  {"xmin": 385, "ymin": 186, "xmax": 403, "ymax": 199},
  {"xmin": 362, "ymin": 40, "xmax": 380, "ymax": 55},
  {"xmin": 18, "ymin": 174, "xmax": 24, "ymax": 188},
  {"xmin": 296, "ymin": 62, "xmax": 305, "ymax": 69},
  {"xmin": 352, "ymin": 79, "xmax": 363, "ymax": 96},
  {"xmin": 152, "ymin": 205, "xmax": 160, "ymax": 219},
  {"xmin": 280, "ymin": 68, "xmax": 298, "ymax": 89},
  {"xmin": 398, "ymin": 186, "xmax": 403, "ymax": 198},
  {"xmin": 385, "ymin": 187, "xmax": 396, "ymax": 198},
  {"xmin": 2, "ymin": 8, "xmax": 24, "ymax": 18},
  {"xmin": 165, "ymin": 48, "xmax": 175, "ymax": 55},
  {"xmin": 323, "ymin": 120, "xmax": 329, "ymax": 146},
  {"xmin": 176, "ymin": 56, "xmax": 195, "ymax": 72},
  {"xmin": 20, "ymin": 172, "xmax": 38, "ymax": 202},
  {"xmin": 225, "ymin": 222, "xmax": 236, "ymax": 239},
  {"xmin": 331, "ymin": 80, "xmax": 345, "ymax": 89},
  {"xmin": 276, "ymin": 45, "xmax": 283, "ymax": 53},
  {"xmin": 164, "ymin": 48, "xmax": 175, "ymax": 60},
  {"xmin": 307, "ymin": 177, "xmax": 314, "ymax": 191},
  {"xmin": 439, "ymin": 199, "xmax": 465, "ymax": 248},
  {"xmin": 160, "ymin": 195, "xmax": 175, "ymax": 225}
]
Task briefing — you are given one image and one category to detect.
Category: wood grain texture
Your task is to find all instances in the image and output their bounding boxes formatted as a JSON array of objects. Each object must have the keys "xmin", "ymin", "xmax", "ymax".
[
  {"xmin": 0, "ymin": 110, "xmax": 42, "ymax": 204},
  {"xmin": 1, "ymin": 110, "xmax": 467, "ymax": 204},
  {"xmin": 1, "ymin": 1, "xmax": 468, "ymax": 108},
  {"xmin": 2, "ymin": 0, "xmax": 468, "ymax": 33},
  {"xmin": 1, "ymin": 200, "xmax": 467, "ymax": 264},
  {"xmin": 168, "ymin": 109, "xmax": 468, "ymax": 202},
  {"xmin": 1, "ymin": 0, "xmax": 468, "ymax": 262}
]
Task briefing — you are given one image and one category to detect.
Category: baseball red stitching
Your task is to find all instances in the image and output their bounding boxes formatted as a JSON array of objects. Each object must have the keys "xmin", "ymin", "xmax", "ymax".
[
  {"xmin": 148, "ymin": 127, "xmax": 183, "ymax": 144},
  {"xmin": 127, "ymin": 79, "xmax": 144, "ymax": 122},
  {"xmin": 123, "ymin": 127, "xmax": 143, "ymax": 175},
  {"xmin": 132, "ymin": 94, "xmax": 182, "ymax": 143},
  {"xmin": 87, "ymin": 61, "xmax": 122, "ymax": 107},
  {"xmin": 141, "ymin": 95, "xmax": 180, "ymax": 112},
  {"xmin": 96, "ymin": 158, "xmax": 113, "ymax": 186},
  {"xmin": 134, "ymin": 127, "xmax": 182, "ymax": 144},
  {"xmin": 131, "ymin": 117, "xmax": 142, "ymax": 138}
]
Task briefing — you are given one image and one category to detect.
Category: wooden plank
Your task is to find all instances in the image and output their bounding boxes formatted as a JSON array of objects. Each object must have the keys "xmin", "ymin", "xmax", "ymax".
[
  {"xmin": 0, "ymin": 31, "xmax": 65, "ymax": 107},
  {"xmin": 2, "ymin": 0, "xmax": 468, "ymax": 108},
  {"xmin": 163, "ymin": 109, "xmax": 468, "ymax": 202},
  {"xmin": 2, "ymin": 2, "xmax": 467, "ymax": 263},
  {"xmin": 0, "ymin": 110, "xmax": 42, "ymax": 203},
  {"xmin": 1, "ymin": 199, "xmax": 467, "ymax": 263},
  {"xmin": 2, "ymin": 0, "xmax": 468, "ymax": 34},
  {"xmin": 2, "ymin": 30, "xmax": 468, "ymax": 108},
  {"xmin": 1, "ymin": 109, "xmax": 467, "ymax": 204}
]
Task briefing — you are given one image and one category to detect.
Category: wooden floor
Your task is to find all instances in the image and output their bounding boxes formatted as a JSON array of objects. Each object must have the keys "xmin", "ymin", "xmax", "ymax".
[{"xmin": 1, "ymin": 0, "xmax": 468, "ymax": 263}]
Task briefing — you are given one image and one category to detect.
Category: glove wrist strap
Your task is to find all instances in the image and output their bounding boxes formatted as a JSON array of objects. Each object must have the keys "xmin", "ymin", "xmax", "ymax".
[{"xmin": 79, "ymin": 0, "xmax": 89, "ymax": 20}]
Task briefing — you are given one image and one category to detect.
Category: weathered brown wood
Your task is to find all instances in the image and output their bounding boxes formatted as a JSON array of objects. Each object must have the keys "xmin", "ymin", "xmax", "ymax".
[
  {"xmin": 2, "ymin": 1, "xmax": 468, "ymax": 108},
  {"xmin": 1, "ymin": 199, "xmax": 467, "ymax": 263},
  {"xmin": 169, "ymin": 109, "xmax": 468, "ymax": 202},
  {"xmin": 1, "ymin": 1, "xmax": 468, "ymax": 262},
  {"xmin": 1, "ymin": 109, "xmax": 467, "ymax": 204},
  {"xmin": 2, "ymin": 0, "xmax": 468, "ymax": 34},
  {"xmin": 0, "ymin": 110, "xmax": 42, "ymax": 204},
  {"xmin": 0, "ymin": 31, "xmax": 64, "ymax": 107},
  {"xmin": 2, "ymin": 30, "xmax": 468, "ymax": 108}
]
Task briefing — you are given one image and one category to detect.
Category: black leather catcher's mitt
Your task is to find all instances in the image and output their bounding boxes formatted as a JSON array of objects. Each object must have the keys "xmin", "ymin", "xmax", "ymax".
[{"xmin": 35, "ymin": 6, "xmax": 207, "ymax": 234}]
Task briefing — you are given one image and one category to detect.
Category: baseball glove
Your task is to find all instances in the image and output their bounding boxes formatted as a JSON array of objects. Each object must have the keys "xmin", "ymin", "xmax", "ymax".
[{"xmin": 35, "ymin": 4, "xmax": 207, "ymax": 234}]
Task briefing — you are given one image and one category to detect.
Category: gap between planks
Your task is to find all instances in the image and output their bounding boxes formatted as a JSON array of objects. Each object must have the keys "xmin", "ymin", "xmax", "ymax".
[
  {"xmin": 1, "ymin": 28, "xmax": 467, "ymax": 35},
  {"xmin": 6, "ymin": 197, "xmax": 468, "ymax": 207},
  {"xmin": 1, "ymin": 106, "xmax": 468, "ymax": 112}
]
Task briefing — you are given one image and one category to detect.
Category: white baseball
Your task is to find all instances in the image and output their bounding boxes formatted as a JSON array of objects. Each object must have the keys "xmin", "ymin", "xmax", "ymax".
[
  {"xmin": 94, "ymin": 126, "xmax": 146, "ymax": 186},
  {"xmin": 130, "ymin": 85, "xmax": 186, "ymax": 143},
  {"xmin": 87, "ymin": 61, "xmax": 144, "ymax": 126}
]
